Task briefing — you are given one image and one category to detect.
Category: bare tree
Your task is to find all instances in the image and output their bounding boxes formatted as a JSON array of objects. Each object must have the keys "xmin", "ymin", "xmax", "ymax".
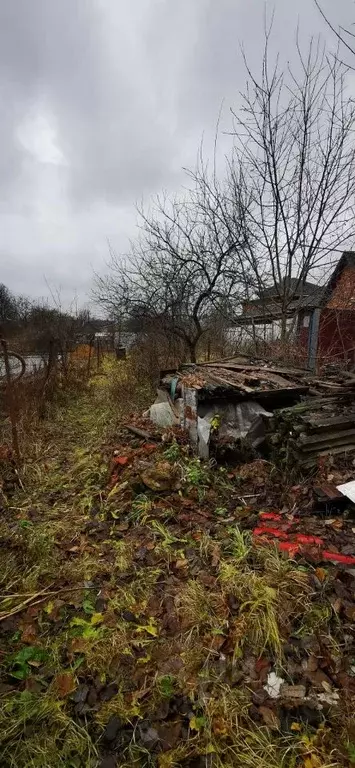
[
  {"xmin": 95, "ymin": 158, "xmax": 249, "ymax": 362},
  {"xmin": 225, "ymin": 36, "xmax": 355, "ymax": 342},
  {"xmin": 315, "ymin": 1, "xmax": 355, "ymax": 66}
]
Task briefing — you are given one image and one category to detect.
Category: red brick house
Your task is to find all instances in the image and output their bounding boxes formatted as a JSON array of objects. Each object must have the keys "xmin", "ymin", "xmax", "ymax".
[{"xmin": 234, "ymin": 252, "xmax": 355, "ymax": 368}]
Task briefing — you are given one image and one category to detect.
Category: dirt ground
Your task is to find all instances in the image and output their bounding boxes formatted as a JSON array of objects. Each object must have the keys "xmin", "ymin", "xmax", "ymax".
[{"xmin": 1, "ymin": 363, "xmax": 355, "ymax": 768}]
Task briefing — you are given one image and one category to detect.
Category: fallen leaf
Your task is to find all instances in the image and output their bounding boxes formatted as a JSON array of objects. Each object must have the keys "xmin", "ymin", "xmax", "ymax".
[
  {"xmin": 211, "ymin": 545, "xmax": 221, "ymax": 567},
  {"xmin": 290, "ymin": 722, "xmax": 302, "ymax": 732},
  {"xmin": 317, "ymin": 689, "xmax": 340, "ymax": 705},
  {"xmin": 301, "ymin": 655, "xmax": 318, "ymax": 673},
  {"xmin": 209, "ymin": 634, "xmax": 225, "ymax": 652},
  {"xmin": 175, "ymin": 559, "xmax": 188, "ymax": 569},
  {"xmin": 204, "ymin": 745, "xmax": 217, "ymax": 755},
  {"xmin": 69, "ymin": 637, "xmax": 87, "ymax": 654},
  {"xmin": 212, "ymin": 716, "xmax": 228, "ymax": 736},
  {"xmin": 325, "ymin": 518, "xmax": 343, "ymax": 530},
  {"xmin": 304, "ymin": 755, "xmax": 322, "ymax": 768},
  {"xmin": 21, "ymin": 624, "xmax": 37, "ymax": 643},
  {"xmin": 90, "ymin": 613, "xmax": 104, "ymax": 626},
  {"xmin": 255, "ymin": 657, "xmax": 270, "ymax": 674},
  {"xmin": 344, "ymin": 604, "xmax": 355, "ymax": 621},
  {"xmin": 114, "ymin": 456, "xmax": 129, "ymax": 466},
  {"xmin": 189, "ymin": 715, "xmax": 207, "ymax": 731},
  {"xmin": 331, "ymin": 597, "xmax": 342, "ymax": 614},
  {"xmin": 314, "ymin": 567, "xmax": 327, "ymax": 583},
  {"xmin": 135, "ymin": 620, "xmax": 158, "ymax": 637},
  {"xmin": 54, "ymin": 672, "xmax": 76, "ymax": 698},
  {"xmin": 259, "ymin": 706, "xmax": 280, "ymax": 730},
  {"xmin": 72, "ymin": 683, "xmax": 89, "ymax": 703}
]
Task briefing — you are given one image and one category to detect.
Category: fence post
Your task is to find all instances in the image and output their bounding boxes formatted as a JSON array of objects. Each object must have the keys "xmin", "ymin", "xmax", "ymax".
[
  {"xmin": 0, "ymin": 338, "xmax": 21, "ymax": 465},
  {"xmin": 307, "ymin": 308, "xmax": 321, "ymax": 372},
  {"xmin": 96, "ymin": 340, "xmax": 101, "ymax": 371},
  {"xmin": 87, "ymin": 340, "xmax": 93, "ymax": 377}
]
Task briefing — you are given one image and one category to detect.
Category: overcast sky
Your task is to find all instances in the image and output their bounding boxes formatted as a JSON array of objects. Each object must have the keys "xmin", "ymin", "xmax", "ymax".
[{"xmin": 0, "ymin": 0, "xmax": 353, "ymax": 309}]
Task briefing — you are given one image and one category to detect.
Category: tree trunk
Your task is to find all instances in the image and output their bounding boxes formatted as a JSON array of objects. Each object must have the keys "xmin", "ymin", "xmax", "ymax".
[
  {"xmin": 187, "ymin": 340, "xmax": 197, "ymax": 363},
  {"xmin": 189, "ymin": 346, "xmax": 197, "ymax": 363},
  {"xmin": 280, "ymin": 313, "xmax": 287, "ymax": 345}
]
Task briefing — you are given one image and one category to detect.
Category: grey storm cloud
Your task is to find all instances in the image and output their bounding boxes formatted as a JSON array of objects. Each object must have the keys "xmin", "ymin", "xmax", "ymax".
[{"xmin": 0, "ymin": 0, "xmax": 352, "ymax": 306}]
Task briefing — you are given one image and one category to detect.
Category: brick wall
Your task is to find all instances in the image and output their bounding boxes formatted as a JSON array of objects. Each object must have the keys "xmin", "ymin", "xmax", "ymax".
[
  {"xmin": 326, "ymin": 265, "xmax": 355, "ymax": 310},
  {"xmin": 318, "ymin": 308, "xmax": 355, "ymax": 364}
]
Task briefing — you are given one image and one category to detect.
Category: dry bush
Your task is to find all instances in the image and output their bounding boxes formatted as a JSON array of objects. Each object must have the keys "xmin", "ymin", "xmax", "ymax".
[
  {"xmin": 109, "ymin": 329, "xmax": 188, "ymax": 410},
  {"xmin": 109, "ymin": 354, "xmax": 155, "ymax": 412},
  {"xmin": 0, "ymin": 359, "xmax": 91, "ymax": 459}
]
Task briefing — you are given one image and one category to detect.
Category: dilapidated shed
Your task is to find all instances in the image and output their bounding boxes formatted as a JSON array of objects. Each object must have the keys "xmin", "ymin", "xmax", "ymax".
[{"xmin": 157, "ymin": 357, "xmax": 355, "ymax": 463}]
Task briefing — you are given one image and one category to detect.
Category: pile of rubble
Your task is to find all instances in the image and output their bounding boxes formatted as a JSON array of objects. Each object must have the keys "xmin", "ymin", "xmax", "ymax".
[
  {"xmin": 146, "ymin": 356, "xmax": 355, "ymax": 468},
  {"xmin": 269, "ymin": 395, "xmax": 355, "ymax": 468}
]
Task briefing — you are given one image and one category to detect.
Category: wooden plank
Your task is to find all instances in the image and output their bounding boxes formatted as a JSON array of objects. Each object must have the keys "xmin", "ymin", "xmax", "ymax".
[
  {"xmin": 278, "ymin": 396, "xmax": 349, "ymax": 416},
  {"xmin": 299, "ymin": 429, "xmax": 355, "ymax": 451},
  {"xmin": 125, "ymin": 425, "xmax": 158, "ymax": 441},
  {"xmin": 300, "ymin": 414, "xmax": 355, "ymax": 432},
  {"xmin": 308, "ymin": 378, "xmax": 344, "ymax": 390},
  {"xmin": 204, "ymin": 369, "xmax": 254, "ymax": 393},
  {"xmin": 251, "ymin": 371, "xmax": 297, "ymax": 388},
  {"xmin": 300, "ymin": 444, "xmax": 355, "ymax": 466},
  {"xmin": 201, "ymin": 362, "xmax": 306, "ymax": 381},
  {"xmin": 205, "ymin": 368, "xmax": 309, "ymax": 397}
]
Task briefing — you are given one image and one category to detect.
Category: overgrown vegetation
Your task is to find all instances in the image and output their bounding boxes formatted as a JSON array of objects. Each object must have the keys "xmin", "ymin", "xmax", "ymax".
[{"xmin": 0, "ymin": 361, "xmax": 354, "ymax": 767}]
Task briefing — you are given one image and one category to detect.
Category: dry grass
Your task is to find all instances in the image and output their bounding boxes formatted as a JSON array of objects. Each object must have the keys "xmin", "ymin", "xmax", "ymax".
[
  {"xmin": 177, "ymin": 580, "xmax": 227, "ymax": 634},
  {"xmin": 218, "ymin": 536, "xmax": 312, "ymax": 659},
  {"xmin": 0, "ymin": 691, "xmax": 98, "ymax": 768},
  {"xmin": 108, "ymin": 354, "xmax": 155, "ymax": 411},
  {"xmin": 0, "ymin": 361, "xmax": 353, "ymax": 768}
]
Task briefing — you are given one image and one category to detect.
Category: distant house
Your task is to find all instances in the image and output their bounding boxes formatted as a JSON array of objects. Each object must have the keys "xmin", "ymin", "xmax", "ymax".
[{"xmin": 230, "ymin": 252, "xmax": 355, "ymax": 368}]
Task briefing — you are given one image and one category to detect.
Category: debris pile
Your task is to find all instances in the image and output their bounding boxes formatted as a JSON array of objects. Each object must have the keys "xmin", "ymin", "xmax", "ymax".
[
  {"xmin": 269, "ymin": 395, "xmax": 355, "ymax": 468},
  {"xmin": 153, "ymin": 357, "xmax": 355, "ymax": 466}
]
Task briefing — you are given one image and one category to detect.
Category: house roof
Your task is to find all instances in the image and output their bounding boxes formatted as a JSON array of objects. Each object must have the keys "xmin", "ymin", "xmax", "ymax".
[
  {"xmin": 322, "ymin": 251, "xmax": 355, "ymax": 302},
  {"xmin": 238, "ymin": 252, "xmax": 355, "ymax": 324},
  {"xmin": 242, "ymin": 291, "xmax": 324, "ymax": 319},
  {"xmin": 258, "ymin": 277, "xmax": 321, "ymax": 300}
]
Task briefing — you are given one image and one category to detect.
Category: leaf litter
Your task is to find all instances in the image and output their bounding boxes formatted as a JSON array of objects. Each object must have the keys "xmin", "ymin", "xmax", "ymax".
[{"xmin": 0, "ymin": 370, "xmax": 355, "ymax": 766}]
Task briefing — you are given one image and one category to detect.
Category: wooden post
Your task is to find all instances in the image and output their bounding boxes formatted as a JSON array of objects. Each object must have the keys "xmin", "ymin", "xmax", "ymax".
[
  {"xmin": 0, "ymin": 339, "xmax": 21, "ymax": 465},
  {"xmin": 87, "ymin": 340, "xmax": 93, "ymax": 377},
  {"xmin": 307, "ymin": 308, "xmax": 321, "ymax": 372}
]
